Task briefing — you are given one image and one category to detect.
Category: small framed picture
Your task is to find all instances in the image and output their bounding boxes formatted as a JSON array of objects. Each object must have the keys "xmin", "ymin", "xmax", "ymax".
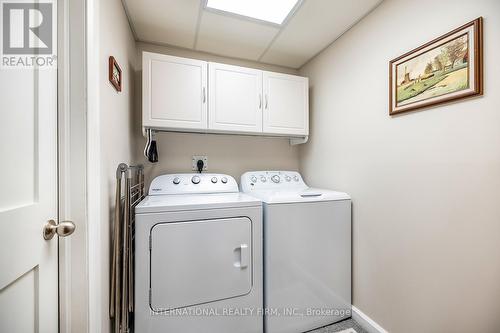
[
  {"xmin": 109, "ymin": 56, "xmax": 122, "ymax": 92},
  {"xmin": 389, "ymin": 17, "xmax": 483, "ymax": 115}
]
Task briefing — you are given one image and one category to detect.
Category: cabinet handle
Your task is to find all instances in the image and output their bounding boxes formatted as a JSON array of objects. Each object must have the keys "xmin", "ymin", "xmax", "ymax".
[
  {"xmin": 265, "ymin": 94, "xmax": 268, "ymax": 109},
  {"xmin": 259, "ymin": 94, "xmax": 262, "ymax": 109},
  {"xmin": 202, "ymin": 87, "xmax": 206, "ymax": 103}
]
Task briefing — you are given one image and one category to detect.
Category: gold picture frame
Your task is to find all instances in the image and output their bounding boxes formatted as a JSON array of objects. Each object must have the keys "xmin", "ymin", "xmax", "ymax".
[{"xmin": 389, "ymin": 17, "xmax": 483, "ymax": 115}]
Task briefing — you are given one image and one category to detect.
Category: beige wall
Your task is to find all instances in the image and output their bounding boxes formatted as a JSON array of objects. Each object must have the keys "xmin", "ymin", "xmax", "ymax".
[
  {"xmin": 97, "ymin": 0, "xmax": 137, "ymax": 332},
  {"xmin": 299, "ymin": 0, "xmax": 500, "ymax": 332},
  {"xmin": 94, "ymin": 15, "xmax": 301, "ymax": 332},
  {"xmin": 134, "ymin": 42, "xmax": 300, "ymax": 186},
  {"xmin": 136, "ymin": 41, "xmax": 299, "ymax": 75}
]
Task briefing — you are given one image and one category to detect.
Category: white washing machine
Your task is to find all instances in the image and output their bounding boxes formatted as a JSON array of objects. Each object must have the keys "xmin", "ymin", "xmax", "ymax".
[
  {"xmin": 241, "ymin": 171, "xmax": 351, "ymax": 333},
  {"xmin": 135, "ymin": 173, "xmax": 263, "ymax": 333}
]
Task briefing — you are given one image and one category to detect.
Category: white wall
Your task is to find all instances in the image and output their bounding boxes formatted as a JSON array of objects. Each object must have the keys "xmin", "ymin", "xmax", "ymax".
[
  {"xmin": 299, "ymin": 0, "xmax": 500, "ymax": 332},
  {"xmin": 134, "ymin": 42, "xmax": 301, "ymax": 185},
  {"xmin": 94, "ymin": 0, "xmax": 137, "ymax": 332}
]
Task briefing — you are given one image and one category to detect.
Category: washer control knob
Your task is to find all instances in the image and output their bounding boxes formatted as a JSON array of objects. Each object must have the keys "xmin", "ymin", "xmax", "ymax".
[
  {"xmin": 191, "ymin": 176, "xmax": 201, "ymax": 184},
  {"xmin": 260, "ymin": 176, "xmax": 267, "ymax": 183},
  {"xmin": 221, "ymin": 177, "xmax": 228, "ymax": 184},
  {"xmin": 285, "ymin": 175, "xmax": 291, "ymax": 182},
  {"xmin": 271, "ymin": 175, "xmax": 280, "ymax": 183},
  {"xmin": 173, "ymin": 177, "xmax": 181, "ymax": 185},
  {"xmin": 211, "ymin": 177, "xmax": 218, "ymax": 183},
  {"xmin": 293, "ymin": 175, "xmax": 299, "ymax": 182},
  {"xmin": 250, "ymin": 176, "xmax": 258, "ymax": 183}
]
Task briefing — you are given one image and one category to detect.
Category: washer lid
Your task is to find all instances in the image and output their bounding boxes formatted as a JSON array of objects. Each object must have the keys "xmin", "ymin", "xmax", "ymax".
[
  {"xmin": 246, "ymin": 188, "xmax": 350, "ymax": 204},
  {"xmin": 135, "ymin": 192, "xmax": 261, "ymax": 214}
]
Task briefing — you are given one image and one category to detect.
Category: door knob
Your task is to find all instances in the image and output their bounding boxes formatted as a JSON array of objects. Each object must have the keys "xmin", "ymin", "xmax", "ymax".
[{"xmin": 43, "ymin": 219, "xmax": 76, "ymax": 240}]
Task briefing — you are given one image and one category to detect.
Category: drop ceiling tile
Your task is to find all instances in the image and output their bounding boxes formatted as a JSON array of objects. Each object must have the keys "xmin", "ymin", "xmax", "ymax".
[
  {"xmin": 124, "ymin": 0, "xmax": 201, "ymax": 48},
  {"xmin": 196, "ymin": 11, "xmax": 280, "ymax": 61},
  {"xmin": 261, "ymin": 0, "xmax": 383, "ymax": 68}
]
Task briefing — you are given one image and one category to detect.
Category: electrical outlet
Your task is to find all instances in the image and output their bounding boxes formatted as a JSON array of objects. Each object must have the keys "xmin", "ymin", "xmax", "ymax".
[{"xmin": 192, "ymin": 155, "xmax": 208, "ymax": 171}]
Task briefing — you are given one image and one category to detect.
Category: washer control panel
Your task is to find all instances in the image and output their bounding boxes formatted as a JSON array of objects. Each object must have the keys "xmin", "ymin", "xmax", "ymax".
[
  {"xmin": 240, "ymin": 171, "xmax": 307, "ymax": 192},
  {"xmin": 149, "ymin": 173, "xmax": 238, "ymax": 195}
]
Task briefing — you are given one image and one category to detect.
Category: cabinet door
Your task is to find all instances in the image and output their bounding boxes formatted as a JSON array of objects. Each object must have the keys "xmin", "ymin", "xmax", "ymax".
[
  {"xmin": 263, "ymin": 72, "xmax": 309, "ymax": 136},
  {"xmin": 209, "ymin": 63, "xmax": 263, "ymax": 133},
  {"xmin": 143, "ymin": 52, "xmax": 208, "ymax": 130}
]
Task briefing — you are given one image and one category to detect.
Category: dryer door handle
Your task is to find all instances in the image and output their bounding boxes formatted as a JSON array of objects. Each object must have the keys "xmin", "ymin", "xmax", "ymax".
[
  {"xmin": 234, "ymin": 244, "xmax": 249, "ymax": 268},
  {"xmin": 240, "ymin": 244, "xmax": 249, "ymax": 268}
]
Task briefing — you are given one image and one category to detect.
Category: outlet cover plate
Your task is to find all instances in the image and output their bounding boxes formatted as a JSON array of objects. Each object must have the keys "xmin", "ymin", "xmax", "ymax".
[{"xmin": 192, "ymin": 155, "xmax": 208, "ymax": 171}]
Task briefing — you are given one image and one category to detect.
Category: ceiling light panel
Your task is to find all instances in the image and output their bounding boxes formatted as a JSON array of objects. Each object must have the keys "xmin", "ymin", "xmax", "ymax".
[{"xmin": 206, "ymin": 0, "xmax": 300, "ymax": 25}]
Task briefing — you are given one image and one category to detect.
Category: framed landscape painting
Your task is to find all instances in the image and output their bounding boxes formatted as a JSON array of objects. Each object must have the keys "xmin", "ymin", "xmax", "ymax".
[{"xmin": 389, "ymin": 17, "xmax": 483, "ymax": 115}]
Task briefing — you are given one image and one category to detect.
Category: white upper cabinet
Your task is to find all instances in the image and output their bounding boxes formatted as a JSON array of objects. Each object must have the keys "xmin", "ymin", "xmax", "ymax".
[
  {"xmin": 209, "ymin": 63, "xmax": 263, "ymax": 133},
  {"xmin": 143, "ymin": 52, "xmax": 208, "ymax": 130},
  {"xmin": 263, "ymin": 72, "xmax": 309, "ymax": 136},
  {"xmin": 142, "ymin": 52, "xmax": 309, "ymax": 141}
]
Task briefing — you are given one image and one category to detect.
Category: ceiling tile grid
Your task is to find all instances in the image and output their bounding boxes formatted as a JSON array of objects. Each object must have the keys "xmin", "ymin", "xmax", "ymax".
[
  {"xmin": 124, "ymin": 0, "xmax": 202, "ymax": 48},
  {"xmin": 196, "ymin": 11, "xmax": 280, "ymax": 60},
  {"xmin": 123, "ymin": 0, "xmax": 383, "ymax": 68},
  {"xmin": 260, "ymin": 0, "xmax": 383, "ymax": 68}
]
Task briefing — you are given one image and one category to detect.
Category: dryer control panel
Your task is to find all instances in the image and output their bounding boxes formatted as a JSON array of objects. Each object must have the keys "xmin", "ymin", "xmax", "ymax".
[
  {"xmin": 149, "ymin": 173, "xmax": 239, "ymax": 195},
  {"xmin": 240, "ymin": 171, "xmax": 308, "ymax": 193}
]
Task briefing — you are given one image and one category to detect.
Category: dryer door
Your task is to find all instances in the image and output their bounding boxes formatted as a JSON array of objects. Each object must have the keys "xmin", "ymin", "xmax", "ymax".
[{"xmin": 150, "ymin": 217, "xmax": 252, "ymax": 311}]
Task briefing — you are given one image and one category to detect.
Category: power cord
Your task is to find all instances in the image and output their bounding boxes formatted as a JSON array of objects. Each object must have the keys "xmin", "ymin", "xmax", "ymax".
[{"xmin": 197, "ymin": 159, "xmax": 204, "ymax": 173}]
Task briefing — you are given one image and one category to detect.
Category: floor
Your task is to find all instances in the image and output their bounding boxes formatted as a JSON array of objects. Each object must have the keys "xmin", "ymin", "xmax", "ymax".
[{"xmin": 309, "ymin": 318, "xmax": 368, "ymax": 333}]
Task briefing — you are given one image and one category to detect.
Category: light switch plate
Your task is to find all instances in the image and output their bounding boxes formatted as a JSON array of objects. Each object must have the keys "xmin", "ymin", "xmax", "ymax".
[{"xmin": 192, "ymin": 155, "xmax": 208, "ymax": 171}]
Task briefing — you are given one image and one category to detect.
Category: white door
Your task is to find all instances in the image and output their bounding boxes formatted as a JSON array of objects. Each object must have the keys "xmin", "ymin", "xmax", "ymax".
[
  {"xmin": 143, "ymin": 52, "xmax": 208, "ymax": 130},
  {"xmin": 0, "ymin": 31, "xmax": 60, "ymax": 333},
  {"xmin": 208, "ymin": 62, "xmax": 263, "ymax": 133},
  {"xmin": 263, "ymin": 71, "xmax": 309, "ymax": 136}
]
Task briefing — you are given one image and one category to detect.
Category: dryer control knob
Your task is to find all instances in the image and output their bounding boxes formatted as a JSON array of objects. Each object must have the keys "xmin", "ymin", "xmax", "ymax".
[
  {"xmin": 285, "ymin": 175, "xmax": 291, "ymax": 182},
  {"xmin": 191, "ymin": 176, "xmax": 201, "ymax": 184},
  {"xmin": 250, "ymin": 176, "xmax": 258, "ymax": 183},
  {"xmin": 271, "ymin": 175, "xmax": 280, "ymax": 183},
  {"xmin": 211, "ymin": 177, "xmax": 218, "ymax": 183},
  {"xmin": 293, "ymin": 175, "xmax": 299, "ymax": 182},
  {"xmin": 260, "ymin": 176, "xmax": 267, "ymax": 182},
  {"xmin": 173, "ymin": 177, "xmax": 181, "ymax": 185},
  {"xmin": 221, "ymin": 177, "xmax": 228, "ymax": 184}
]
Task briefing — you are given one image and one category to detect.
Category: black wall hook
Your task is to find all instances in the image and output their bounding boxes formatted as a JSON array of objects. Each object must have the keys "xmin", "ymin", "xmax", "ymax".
[{"xmin": 144, "ymin": 129, "xmax": 158, "ymax": 163}]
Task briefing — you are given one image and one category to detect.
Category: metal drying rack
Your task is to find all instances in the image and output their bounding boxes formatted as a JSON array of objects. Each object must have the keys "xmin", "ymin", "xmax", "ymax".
[{"xmin": 110, "ymin": 163, "xmax": 145, "ymax": 333}]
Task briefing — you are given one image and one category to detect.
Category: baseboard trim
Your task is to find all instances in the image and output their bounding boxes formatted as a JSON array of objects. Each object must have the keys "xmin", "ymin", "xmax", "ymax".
[{"xmin": 352, "ymin": 306, "xmax": 388, "ymax": 333}]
